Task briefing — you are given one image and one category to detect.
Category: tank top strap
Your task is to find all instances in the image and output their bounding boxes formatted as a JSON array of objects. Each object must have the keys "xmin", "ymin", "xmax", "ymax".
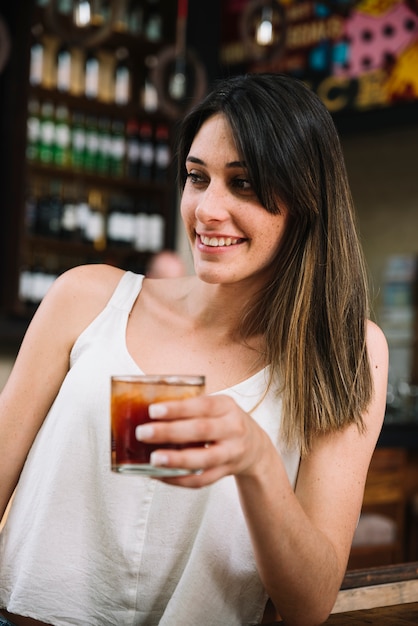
[{"xmin": 107, "ymin": 271, "xmax": 145, "ymax": 313}]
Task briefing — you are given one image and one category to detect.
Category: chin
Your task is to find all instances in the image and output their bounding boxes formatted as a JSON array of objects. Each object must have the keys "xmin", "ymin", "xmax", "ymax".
[{"xmin": 195, "ymin": 269, "xmax": 224, "ymax": 284}]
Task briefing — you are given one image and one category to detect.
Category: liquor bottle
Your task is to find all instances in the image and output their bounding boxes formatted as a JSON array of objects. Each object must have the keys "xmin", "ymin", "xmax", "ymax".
[
  {"xmin": 126, "ymin": 118, "xmax": 141, "ymax": 178},
  {"xmin": 154, "ymin": 124, "xmax": 171, "ymax": 182},
  {"xmin": 147, "ymin": 213, "xmax": 164, "ymax": 252},
  {"xmin": 60, "ymin": 197, "xmax": 79, "ymax": 241},
  {"xmin": 54, "ymin": 105, "xmax": 71, "ymax": 167},
  {"xmin": 141, "ymin": 76, "xmax": 158, "ymax": 113},
  {"xmin": 27, "ymin": 262, "xmax": 57, "ymax": 304},
  {"xmin": 70, "ymin": 112, "xmax": 85, "ymax": 170},
  {"xmin": 109, "ymin": 120, "xmax": 126, "ymax": 178},
  {"xmin": 47, "ymin": 180, "xmax": 64, "ymax": 238},
  {"xmin": 145, "ymin": 0, "xmax": 162, "ymax": 42},
  {"xmin": 96, "ymin": 117, "xmax": 111, "ymax": 174},
  {"xmin": 24, "ymin": 181, "xmax": 40, "ymax": 234},
  {"xmin": 29, "ymin": 38, "xmax": 44, "ymax": 86},
  {"xmin": 90, "ymin": 0, "xmax": 109, "ymax": 25},
  {"xmin": 84, "ymin": 115, "xmax": 100, "ymax": 172},
  {"xmin": 119, "ymin": 197, "xmax": 137, "ymax": 247},
  {"xmin": 107, "ymin": 196, "xmax": 125, "ymax": 246},
  {"xmin": 114, "ymin": 49, "xmax": 131, "ymax": 105},
  {"xmin": 133, "ymin": 201, "xmax": 150, "ymax": 252},
  {"xmin": 107, "ymin": 195, "xmax": 135, "ymax": 247},
  {"xmin": 138, "ymin": 121, "xmax": 154, "ymax": 181},
  {"xmin": 106, "ymin": 196, "xmax": 122, "ymax": 247},
  {"xmin": 18, "ymin": 264, "xmax": 34, "ymax": 306},
  {"xmin": 56, "ymin": 44, "xmax": 72, "ymax": 92},
  {"xmin": 114, "ymin": 0, "xmax": 129, "ymax": 32},
  {"xmin": 26, "ymin": 99, "xmax": 41, "ymax": 162},
  {"xmin": 84, "ymin": 190, "xmax": 106, "ymax": 251},
  {"xmin": 128, "ymin": 0, "xmax": 144, "ymax": 35},
  {"xmin": 74, "ymin": 0, "xmax": 92, "ymax": 27},
  {"xmin": 84, "ymin": 51, "xmax": 100, "ymax": 99},
  {"xmin": 57, "ymin": 0, "xmax": 72, "ymax": 15},
  {"xmin": 39, "ymin": 101, "xmax": 55, "ymax": 165},
  {"xmin": 75, "ymin": 197, "xmax": 91, "ymax": 241},
  {"xmin": 36, "ymin": 180, "xmax": 63, "ymax": 238}
]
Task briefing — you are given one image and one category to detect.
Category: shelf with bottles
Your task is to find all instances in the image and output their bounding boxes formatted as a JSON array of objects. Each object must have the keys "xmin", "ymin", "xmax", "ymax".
[
  {"xmin": 29, "ymin": 1, "xmax": 175, "ymax": 114},
  {"xmin": 27, "ymin": 84, "xmax": 164, "ymax": 121},
  {"xmin": 26, "ymin": 97, "xmax": 173, "ymax": 188},
  {"xmin": 29, "ymin": 47, "xmax": 162, "ymax": 118},
  {"xmin": 33, "ymin": 1, "xmax": 174, "ymax": 49},
  {"xmin": 24, "ymin": 178, "xmax": 167, "ymax": 254},
  {"xmin": 16, "ymin": 176, "xmax": 168, "ymax": 315}
]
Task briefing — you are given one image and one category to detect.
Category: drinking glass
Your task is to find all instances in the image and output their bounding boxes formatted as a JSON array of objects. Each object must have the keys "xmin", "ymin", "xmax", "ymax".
[{"xmin": 111, "ymin": 374, "xmax": 205, "ymax": 476}]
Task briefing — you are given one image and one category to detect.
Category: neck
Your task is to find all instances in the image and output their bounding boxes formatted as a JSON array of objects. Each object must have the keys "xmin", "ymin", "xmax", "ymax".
[{"xmin": 181, "ymin": 276, "xmax": 261, "ymax": 338}]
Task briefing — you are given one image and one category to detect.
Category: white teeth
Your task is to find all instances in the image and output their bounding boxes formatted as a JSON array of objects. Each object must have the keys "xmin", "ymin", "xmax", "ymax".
[{"xmin": 201, "ymin": 235, "xmax": 239, "ymax": 247}]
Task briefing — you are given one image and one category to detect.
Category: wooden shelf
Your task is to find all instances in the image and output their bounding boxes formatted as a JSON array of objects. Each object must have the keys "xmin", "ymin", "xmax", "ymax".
[
  {"xmin": 23, "ymin": 233, "xmax": 151, "ymax": 261},
  {"xmin": 27, "ymin": 161, "xmax": 169, "ymax": 195},
  {"xmin": 28, "ymin": 85, "xmax": 170, "ymax": 122}
]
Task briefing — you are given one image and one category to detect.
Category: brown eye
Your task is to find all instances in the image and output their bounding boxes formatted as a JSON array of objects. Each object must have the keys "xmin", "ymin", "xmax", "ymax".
[
  {"xmin": 234, "ymin": 178, "xmax": 251, "ymax": 189},
  {"xmin": 232, "ymin": 177, "xmax": 254, "ymax": 194},
  {"xmin": 186, "ymin": 172, "xmax": 201, "ymax": 182},
  {"xmin": 185, "ymin": 171, "xmax": 207, "ymax": 187}
]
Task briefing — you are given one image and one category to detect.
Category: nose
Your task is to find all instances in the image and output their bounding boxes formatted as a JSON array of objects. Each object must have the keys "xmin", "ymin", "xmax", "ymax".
[{"xmin": 194, "ymin": 182, "xmax": 230, "ymax": 224}]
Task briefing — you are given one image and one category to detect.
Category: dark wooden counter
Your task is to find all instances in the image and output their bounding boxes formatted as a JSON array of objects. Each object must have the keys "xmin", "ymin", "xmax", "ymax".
[
  {"xmin": 261, "ymin": 563, "xmax": 418, "ymax": 625},
  {"xmin": 263, "ymin": 602, "xmax": 418, "ymax": 625},
  {"xmin": 322, "ymin": 602, "xmax": 418, "ymax": 624}
]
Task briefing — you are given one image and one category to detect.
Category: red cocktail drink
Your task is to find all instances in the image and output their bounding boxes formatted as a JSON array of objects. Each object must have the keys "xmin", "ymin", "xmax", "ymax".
[{"xmin": 111, "ymin": 375, "xmax": 205, "ymax": 475}]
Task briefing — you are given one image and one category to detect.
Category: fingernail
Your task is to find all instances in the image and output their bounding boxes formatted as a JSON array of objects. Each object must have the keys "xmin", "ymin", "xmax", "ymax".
[
  {"xmin": 149, "ymin": 403, "xmax": 168, "ymax": 419},
  {"xmin": 135, "ymin": 424, "xmax": 154, "ymax": 440},
  {"xmin": 150, "ymin": 451, "xmax": 169, "ymax": 466}
]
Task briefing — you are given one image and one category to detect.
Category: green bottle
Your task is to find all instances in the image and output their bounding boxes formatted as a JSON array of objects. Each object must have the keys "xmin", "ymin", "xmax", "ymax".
[
  {"xmin": 26, "ymin": 99, "xmax": 41, "ymax": 162},
  {"xmin": 71, "ymin": 112, "xmax": 86, "ymax": 170},
  {"xmin": 54, "ymin": 105, "xmax": 71, "ymax": 167},
  {"xmin": 84, "ymin": 115, "xmax": 99, "ymax": 172},
  {"xmin": 39, "ymin": 101, "xmax": 55, "ymax": 164},
  {"xmin": 109, "ymin": 120, "xmax": 126, "ymax": 177},
  {"xmin": 96, "ymin": 117, "xmax": 111, "ymax": 174}
]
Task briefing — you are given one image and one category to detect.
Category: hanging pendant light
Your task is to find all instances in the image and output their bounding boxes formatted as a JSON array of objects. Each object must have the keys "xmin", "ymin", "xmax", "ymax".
[
  {"xmin": 240, "ymin": 0, "xmax": 287, "ymax": 62},
  {"xmin": 256, "ymin": 5, "xmax": 274, "ymax": 46},
  {"xmin": 151, "ymin": 0, "xmax": 207, "ymax": 119},
  {"xmin": 44, "ymin": 0, "xmax": 123, "ymax": 48}
]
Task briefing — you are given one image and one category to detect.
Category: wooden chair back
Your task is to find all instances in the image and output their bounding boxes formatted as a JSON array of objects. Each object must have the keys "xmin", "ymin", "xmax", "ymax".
[{"xmin": 333, "ymin": 561, "xmax": 418, "ymax": 613}]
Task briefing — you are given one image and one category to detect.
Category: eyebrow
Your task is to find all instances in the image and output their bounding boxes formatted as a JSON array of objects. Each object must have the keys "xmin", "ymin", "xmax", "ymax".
[{"xmin": 186, "ymin": 156, "xmax": 247, "ymax": 168}]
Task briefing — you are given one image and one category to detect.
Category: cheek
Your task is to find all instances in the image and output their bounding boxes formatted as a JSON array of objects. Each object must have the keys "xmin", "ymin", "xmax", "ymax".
[
  {"xmin": 180, "ymin": 195, "xmax": 192, "ymax": 226},
  {"xmin": 180, "ymin": 197, "xmax": 198, "ymax": 245},
  {"xmin": 264, "ymin": 216, "xmax": 289, "ymax": 251}
]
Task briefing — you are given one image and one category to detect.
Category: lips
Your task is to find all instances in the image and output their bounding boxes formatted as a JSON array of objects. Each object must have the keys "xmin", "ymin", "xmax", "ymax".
[{"xmin": 199, "ymin": 235, "xmax": 241, "ymax": 247}]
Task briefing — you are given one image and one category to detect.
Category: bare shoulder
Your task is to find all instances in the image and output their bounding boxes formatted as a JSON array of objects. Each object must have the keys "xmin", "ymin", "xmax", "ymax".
[
  {"xmin": 27, "ymin": 264, "xmax": 127, "ymax": 348},
  {"xmin": 366, "ymin": 319, "xmax": 389, "ymax": 374},
  {"xmin": 51, "ymin": 263, "xmax": 125, "ymax": 301},
  {"xmin": 366, "ymin": 318, "xmax": 388, "ymax": 353}
]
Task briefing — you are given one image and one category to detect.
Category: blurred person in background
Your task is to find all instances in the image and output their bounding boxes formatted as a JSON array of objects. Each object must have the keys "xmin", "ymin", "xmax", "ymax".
[{"xmin": 146, "ymin": 249, "xmax": 187, "ymax": 278}]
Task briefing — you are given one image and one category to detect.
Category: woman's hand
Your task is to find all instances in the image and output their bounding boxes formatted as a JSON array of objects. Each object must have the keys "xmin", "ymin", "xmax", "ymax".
[{"xmin": 135, "ymin": 394, "xmax": 272, "ymax": 486}]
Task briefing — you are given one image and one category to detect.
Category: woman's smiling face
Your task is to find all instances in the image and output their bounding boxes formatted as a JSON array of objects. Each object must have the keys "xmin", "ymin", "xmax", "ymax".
[{"xmin": 181, "ymin": 113, "xmax": 289, "ymax": 287}]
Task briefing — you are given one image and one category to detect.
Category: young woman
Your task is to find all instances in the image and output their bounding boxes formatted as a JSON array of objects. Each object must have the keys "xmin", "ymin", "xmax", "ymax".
[{"xmin": 0, "ymin": 74, "xmax": 388, "ymax": 626}]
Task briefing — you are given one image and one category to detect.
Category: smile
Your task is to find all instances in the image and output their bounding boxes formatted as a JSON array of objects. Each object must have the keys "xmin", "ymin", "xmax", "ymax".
[{"xmin": 200, "ymin": 235, "xmax": 241, "ymax": 247}]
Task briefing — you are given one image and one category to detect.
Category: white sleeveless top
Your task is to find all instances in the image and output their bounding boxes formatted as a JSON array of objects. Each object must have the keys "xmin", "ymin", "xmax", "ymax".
[{"xmin": 0, "ymin": 272, "xmax": 300, "ymax": 626}]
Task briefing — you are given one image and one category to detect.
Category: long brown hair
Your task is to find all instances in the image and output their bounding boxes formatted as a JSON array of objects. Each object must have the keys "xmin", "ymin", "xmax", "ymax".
[{"xmin": 176, "ymin": 73, "xmax": 372, "ymax": 455}]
